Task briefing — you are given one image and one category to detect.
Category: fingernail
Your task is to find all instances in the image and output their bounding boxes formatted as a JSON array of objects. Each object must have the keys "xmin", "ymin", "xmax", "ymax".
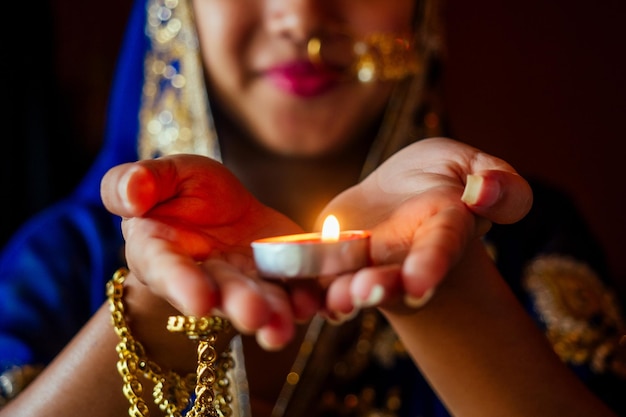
[
  {"xmin": 256, "ymin": 333, "xmax": 281, "ymax": 351},
  {"xmin": 255, "ymin": 314, "xmax": 286, "ymax": 351},
  {"xmin": 404, "ymin": 287, "xmax": 435, "ymax": 308},
  {"xmin": 325, "ymin": 308, "xmax": 359, "ymax": 326},
  {"xmin": 166, "ymin": 290, "xmax": 191, "ymax": 316},
  {"xmin": 462, "ymin": 174, "xmax": 501, "ymax": 208},
  {"xmin": 353, "ymin": 285, "xmax": 385, "ymax": 308},
  {"xmin": 118, "ymin": 169, "xmax": 135, "ymax": 211},
  {"xmin": 461, "ymin": 174, "xmax": 483, "ymax": 205}
]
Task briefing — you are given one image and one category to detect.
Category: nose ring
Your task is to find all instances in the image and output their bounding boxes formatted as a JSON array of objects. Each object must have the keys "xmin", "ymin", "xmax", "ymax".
[{"xmin": 307, "ymin": 36, "xmax": 323, "ymax": 67}]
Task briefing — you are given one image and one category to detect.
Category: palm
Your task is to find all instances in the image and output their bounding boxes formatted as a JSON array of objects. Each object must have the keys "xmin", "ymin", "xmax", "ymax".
[
  {"xmin": 110, "ymin": 154, "xmax": 302, "ymax": 260},
  {"xmin": 317, "ymin": 138, "xmax": 525, "ymax": 312},
  {"xmin": 320, "ymin": 138, "xmax": 488, "ymax": 261}
]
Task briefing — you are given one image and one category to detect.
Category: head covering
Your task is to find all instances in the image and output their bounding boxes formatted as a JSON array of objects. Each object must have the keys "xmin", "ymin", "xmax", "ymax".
[
  {"xmin": 139, "ymin": 0, "xmax": 219, "ymax": 160},
  {"xmin": 114, "ymin": 0, "xmax": 445, "ymax": 179}
]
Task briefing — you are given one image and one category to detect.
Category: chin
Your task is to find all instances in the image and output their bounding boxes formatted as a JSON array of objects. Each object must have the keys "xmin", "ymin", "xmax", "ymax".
[
  {"xmin": 253, "ymin": 117, "xmax": 357, "ymax": 158},
  {"xmin": 264, "ymin": 141, "xmax": 330, "ymax": 158},
  {"xmin": 258, "ymin": 135, "xmax": 345, "ymax": 158}
]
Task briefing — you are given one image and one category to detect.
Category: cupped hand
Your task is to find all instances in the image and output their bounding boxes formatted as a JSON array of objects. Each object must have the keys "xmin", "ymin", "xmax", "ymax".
[
  {"xmin": 317, "ymin": 137, "xmax": 533, "ymax": 316},
  {"xmin": 100, "ymin": 154, "xmax": 319, "ymax": 349}
]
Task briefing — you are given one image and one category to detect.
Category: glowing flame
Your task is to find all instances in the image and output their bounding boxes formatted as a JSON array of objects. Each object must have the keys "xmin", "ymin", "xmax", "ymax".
[{"xmin": 321, "ymin": 215, "xmax": 340, "ymax": 242}]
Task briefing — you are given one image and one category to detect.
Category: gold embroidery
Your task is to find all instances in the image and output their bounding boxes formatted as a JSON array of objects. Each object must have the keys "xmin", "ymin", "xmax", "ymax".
[
  {"xmin": 523, "ymin": 255, "xmax": 626, "ymax": 378},
  {"xmin": 140, "ymin": 0, "xmax": 220, "ymax": 160},
  {"xmin": 317, "ymin": 311, "xmax": 410, "ymax": 417}
]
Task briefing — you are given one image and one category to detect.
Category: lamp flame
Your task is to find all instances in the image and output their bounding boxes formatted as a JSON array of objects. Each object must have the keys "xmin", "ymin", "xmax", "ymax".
[{"xmin": 321, "ymin": 215, "xmax": 340, "ymax": 242}]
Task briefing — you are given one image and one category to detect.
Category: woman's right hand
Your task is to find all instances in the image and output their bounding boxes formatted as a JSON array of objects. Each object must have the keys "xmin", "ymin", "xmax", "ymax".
[{"xmin": 100, "ymin": 154, "xmax": 320, "ymax": 349}]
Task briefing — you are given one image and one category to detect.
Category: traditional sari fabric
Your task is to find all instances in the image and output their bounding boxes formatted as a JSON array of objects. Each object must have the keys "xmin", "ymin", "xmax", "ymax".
[{"xmin": 0, "ymin": 0, "xmax": 624, "ymax": 415}]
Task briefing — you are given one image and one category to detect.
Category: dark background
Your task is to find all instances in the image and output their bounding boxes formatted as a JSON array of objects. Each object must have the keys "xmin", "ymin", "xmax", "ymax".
[
  {"xmin": 4, "ymin": 1, "xmax": 625, "ymax": 299},
  {"xmin": 442, "ymin": 1, "xmax": 626, "ymax": 300}
]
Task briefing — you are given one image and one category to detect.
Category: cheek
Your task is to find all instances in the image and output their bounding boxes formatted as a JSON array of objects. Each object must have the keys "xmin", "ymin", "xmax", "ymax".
[
  {"xmin": 192, "ymin": 0, "xmax": 254, "ymax": 59},
  {"xmin": 345, "ymin": 0, "xmax": 415, "ymax": 34},
  {"xmin": 193, "ymin": 2, "xmax": 253, "ymax": 87}
]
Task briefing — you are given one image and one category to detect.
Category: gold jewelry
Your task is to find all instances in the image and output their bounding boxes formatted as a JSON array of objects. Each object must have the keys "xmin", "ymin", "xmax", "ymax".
[
  {"xmin": 352, "ymin": 33, "xmax": 421, "ymax": 83},
  {"xmin": 306, "ymin": 33, "xmax": 421, "ymax": 83},
  {"xmin": 0, "ymin": 364, "xmax": 43, "ymax": 408},
  {"xmin": 168, "ymin": 316, "xmax": 234, "ymax": 417},
  {"xmin": 107, "ymin": 267, "xmax": 233, "ymax": 417},
  {"xmin": 306, "ymin": 37, "xmax": 323, "ymax": 68}
]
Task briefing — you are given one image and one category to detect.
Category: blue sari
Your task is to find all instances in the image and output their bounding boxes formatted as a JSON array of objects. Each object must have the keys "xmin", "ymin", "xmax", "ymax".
[{"xmin": 0, "ymin": 0, "xmax": 145, "ymax": 369}]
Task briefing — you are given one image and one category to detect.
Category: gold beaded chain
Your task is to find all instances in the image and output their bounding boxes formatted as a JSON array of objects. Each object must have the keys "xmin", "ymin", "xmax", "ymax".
[
  {"xmin": 167, "ymin": 316, "xmax": 234, "ymax": 417},
  {"xmin": 107, "ymin": 267, "xmax": 233, "ymax": 417}
]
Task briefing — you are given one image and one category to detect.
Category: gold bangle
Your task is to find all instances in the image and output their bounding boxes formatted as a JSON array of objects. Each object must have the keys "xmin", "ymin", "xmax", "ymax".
[
  {"xmin": 107, "ymin": 267, "xmax": 233, "ymax": 417},
  {"xmin": 0, "ymin": 364, "xmax": 44, "ymax": 408}
]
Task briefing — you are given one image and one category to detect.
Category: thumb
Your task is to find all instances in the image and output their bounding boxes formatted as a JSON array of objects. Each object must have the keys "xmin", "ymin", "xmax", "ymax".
[
  {"xmin": 461, "ymin": 170, "xmax": 533, "ymax": 225},
  {"xmin": 100, "ymin": 163, "xmax": 159, "ymax": 218}
]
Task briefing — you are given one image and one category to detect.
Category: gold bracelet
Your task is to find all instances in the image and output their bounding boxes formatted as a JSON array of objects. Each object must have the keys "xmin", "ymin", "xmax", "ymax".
[
  {"xmin": 107, "ymin": 267, "xmax": 233, "ymax": 417},
  {"xmin": 0, "ymin": 364, "xmax": 44, "ymax": 408}
]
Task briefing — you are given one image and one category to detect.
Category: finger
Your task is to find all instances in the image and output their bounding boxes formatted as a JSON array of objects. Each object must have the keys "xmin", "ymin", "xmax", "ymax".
[
  {"xmin": 101, "ymin": 163, "xmax": 159, "ymax": 217},
  {"xmin": 284, "ymin": 280, "xmax": 324, "ymax": 322},
  {"xmin": 204, "ymin": 258, "xmax": 273, "ymax": 332},
  {"xmin": 324, "ymin": 265, "xmax": 412, "ymax": 321},
  {"xmin": 101, "ymin": 155, "xmax": 253, "ymax": 223},
  {"xmin": 254, "ymin": 284, "xmax": 297, "ymax": 350},
  {"xmin": 351, "ymin": 264, "xmax": 436, "ymax": 313},
  {"xmin": 325, "ymin": 265, "xmax": 402, "ymax": 312},
  {"xmin": 350, "ymin": 264, "xmax": 404, "ymax": 308},
  {"xmin": 223, "ymin": 252, "xmax": 322, "ymax": 323},
  {"xmin": 324, "ymin": 273, "xmax": 355, "ymax": 316},
  {"xmin": 401, "ymin": 205, "xmax": 474, "ymax": 298},
  {"xmin": 461, "ymin": 170, "xmax": 533, "ymax": 225},
  {"xmin": 204, "ymin": 258, "xmax": 298, "ymax": 349},
  {"xmin": 123, "ymin": 218, "xmax": 219, "ymax": 315}
]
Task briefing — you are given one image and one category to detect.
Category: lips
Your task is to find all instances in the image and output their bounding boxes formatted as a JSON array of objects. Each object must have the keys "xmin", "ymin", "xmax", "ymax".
[{"xmin": 265, "ymin": 60, "xmax": 340, "ymax": 97}]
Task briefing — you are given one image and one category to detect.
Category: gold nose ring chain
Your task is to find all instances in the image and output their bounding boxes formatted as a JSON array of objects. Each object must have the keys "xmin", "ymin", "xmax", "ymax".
[{"xmin": 307, "ymin": 33, "xmax": 421, "ymax": 83}]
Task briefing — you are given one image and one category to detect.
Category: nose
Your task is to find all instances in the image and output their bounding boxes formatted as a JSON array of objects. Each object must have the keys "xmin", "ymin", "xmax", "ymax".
[{"xmin": 265, "ymin": 0, "xmax": 325, "ymax": 43}]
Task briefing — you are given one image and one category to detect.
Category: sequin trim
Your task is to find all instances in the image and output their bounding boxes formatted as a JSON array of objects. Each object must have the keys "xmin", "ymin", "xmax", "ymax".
[
  {"xmin": 523, "ymin": 255, "xmax": 626, "ymax": 378},
  {"xmin": 140, "ymin": 0, "xmax": 220, "ymax": 160}
]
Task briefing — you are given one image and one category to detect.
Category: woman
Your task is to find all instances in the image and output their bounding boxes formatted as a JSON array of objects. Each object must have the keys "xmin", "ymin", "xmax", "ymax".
[{"xmin": 0, "ymin": 0, "xmax": 624, "ymax": 416}]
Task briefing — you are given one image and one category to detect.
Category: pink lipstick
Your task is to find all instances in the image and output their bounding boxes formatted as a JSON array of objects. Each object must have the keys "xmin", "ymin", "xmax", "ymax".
[{"xmin": 265, "ymin": 60, "xmax": 339, "ymax": 97}]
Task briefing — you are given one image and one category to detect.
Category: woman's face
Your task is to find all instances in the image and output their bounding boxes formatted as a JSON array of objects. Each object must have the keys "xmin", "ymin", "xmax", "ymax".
[{"xmin": 192, "ymin": 0, "xmax": 416, "ymax": 157}]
